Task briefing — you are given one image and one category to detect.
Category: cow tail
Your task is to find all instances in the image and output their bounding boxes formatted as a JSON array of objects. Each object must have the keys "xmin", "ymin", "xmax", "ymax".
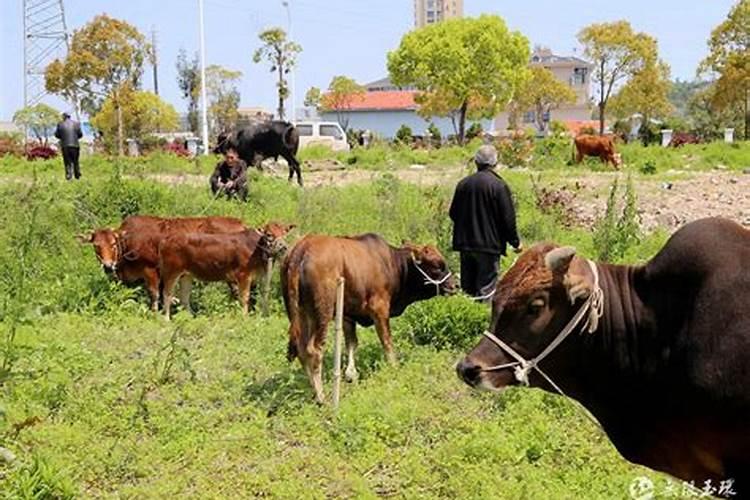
[
  {"xmin": 283, "ymin": 124, "xmax": 299, "ymax": 155},
  {"xmin": 281, "ymin": 255, "xmax": 302, "ymax": 362}
]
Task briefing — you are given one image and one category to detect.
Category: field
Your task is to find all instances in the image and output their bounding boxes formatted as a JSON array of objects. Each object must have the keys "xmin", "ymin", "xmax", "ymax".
[{"xmin": 1, "ymin": 142, "xmax": 748, "ymax": 498}]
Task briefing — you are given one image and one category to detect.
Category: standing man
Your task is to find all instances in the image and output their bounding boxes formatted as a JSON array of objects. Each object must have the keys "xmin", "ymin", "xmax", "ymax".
[
  {"xmin": 54, "ymin": 112, "xmax": 83, "ymax": 180},
  {"xmin": 210, "ymin": 147, "xmax": 249, "ymax": 201},
  {"xmin": 449, "ymin": 144, "xmax": 522, "ymax": 300}
]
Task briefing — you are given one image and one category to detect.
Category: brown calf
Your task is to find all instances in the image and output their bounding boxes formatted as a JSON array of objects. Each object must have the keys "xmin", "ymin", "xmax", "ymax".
[
  {"xmin": 573, "ymin": 134, "xmax": 622, "ymax": 168},
  {"xmin": 281, "ymin": 233, "xmax": 456, "ymax": 403},
  {"xmin": 78, "ymin": 215, "xmax": 247, "ymax": 310},
  {"xmin": 159, "ymin": 222, "xmax": 294, "ymax": 319}
]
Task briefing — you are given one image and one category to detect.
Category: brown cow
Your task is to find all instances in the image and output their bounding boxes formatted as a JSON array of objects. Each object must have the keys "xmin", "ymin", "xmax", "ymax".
[
  {"xmin": 78, "ymin": 215, "xmax": 247, "ymax": 310},
  {"xmin": 457, "ymin": 217, "xmax": 750, "ymax": 492},
  {"xmin": 573, "ymin": 134, "xmax": 622, "ymax": 168},
  {"xmin": 281, "ymin": 233, "xmax": 457, "ymax": 403},
  {"xmin": 159, "ymin": 222, "xmax": 295, "ymax": 319}
]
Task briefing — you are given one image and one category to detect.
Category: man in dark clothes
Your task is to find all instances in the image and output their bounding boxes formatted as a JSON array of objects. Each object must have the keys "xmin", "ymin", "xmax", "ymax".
[
  {"xmin": 210, "ymin": 147, "xmax": 248, "ymax": 201},
  {"xmin": 54, "ymin": 112, "xmax": 83, "ymax": 180},
  {"xmin": 449, "ymin": 144, "xmax": 522, "ymax": 300}
]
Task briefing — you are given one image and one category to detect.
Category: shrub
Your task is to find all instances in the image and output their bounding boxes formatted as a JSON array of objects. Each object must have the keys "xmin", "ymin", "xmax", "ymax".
[
  {"xmin": 496, "ymin": 131, "xmax": 534, "ymax": 168},
  {"xmin": 549, "ymin": 120, "xmax": 568, "ymax": 137},
  {"xmin": 163, "ymin": 140, "xmax": 189, "ymax": 157},
  {"xmin": 466, "ymin": 122, "xmax": 483, "ymax": 141},
  {"xmin": 0, "ymin": 132, "xmax": 24, "ymax": 157},
  {"xmin": 579, "ymin": 125, "xmax": 596, "ymax": 135},
  {"xmin": 395, "ymin": 295, "xmax": 489, "ymax": 351},
  {"xmin": 427, "ymin": 123, "xmax": 442, "ymax": 146},
  {"xmin": 639, "ymin": 160, "xmax": 657, "ymax": 175},
  {"xmin": 26, "ymin": 145, "xmax": 57, "ymax": 161},
  {"xmin": 592, "ymin": 175, "xmax": 640, "ymax": 262},
  {"xmin": 395, "ymin": 124, "xmax": 413, "ymax": 144}
]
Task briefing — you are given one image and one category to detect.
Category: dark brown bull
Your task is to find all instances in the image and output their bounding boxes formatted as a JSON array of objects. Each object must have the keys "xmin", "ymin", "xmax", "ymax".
[
  {"xmin": 281, "ymin": 233, "xmax": 456, "ymax": 403},
  {"xmin": 158, "ymin": 222, "xmax": 295, "ymax": 319},
  {"xmin": 457, "ymin": 217, "xmax": 750, "ymax": 491},
  {"xmin": 78, "ymin": 215, "xmax": 247, "ymax": 310},
  {"xmin": 573, "ymin": 134, "xmax": 622, "ymax": 168}
]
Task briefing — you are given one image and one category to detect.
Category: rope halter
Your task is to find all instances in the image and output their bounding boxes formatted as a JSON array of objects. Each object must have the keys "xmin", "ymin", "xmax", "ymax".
[
  {"xmin": 481, "ymin": 259, "xmax": 604, "ymax": 397},
  {"xmin": 412, "ymin": 259, "xmax": 453, "ymax": 296}
]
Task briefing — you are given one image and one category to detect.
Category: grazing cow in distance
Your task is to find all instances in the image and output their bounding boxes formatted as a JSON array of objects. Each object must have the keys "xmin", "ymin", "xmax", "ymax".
[
  {"xmin": 457, "ymin": 217, "xmax": 750, "ymax": 491},
  {"xmin": 669, "ymin": 132, "xmax": 701, "ymax": 148},
  {"xmin": 573, "ymin": 134, "xmax": 622, "ymax": 168},
  {"xmin": 78, "ymin": 215, "xmax": 247, "ymax": 310},
  {"xmin": 159, "ymin": 222, "xmax": 295, "ymax": 319},
  {"xmin": 215, "ymin": 121, "xmax": 302, "ymax": 186},
  {"xmin": 281, "ymin": 233, "xmax": 457, "ymax": 403}
]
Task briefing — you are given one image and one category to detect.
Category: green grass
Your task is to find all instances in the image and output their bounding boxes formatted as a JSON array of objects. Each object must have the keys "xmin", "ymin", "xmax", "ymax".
[{"xmin": 0, "ymin": 159, "xmax": 678, "ymax": 497}]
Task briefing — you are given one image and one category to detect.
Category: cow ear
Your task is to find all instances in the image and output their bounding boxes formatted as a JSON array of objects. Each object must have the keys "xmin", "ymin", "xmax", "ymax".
[
  {"xmin": 545, "ymin": 246, "xmax": 576, "ymax": 273},
  {"xmin": 76, "ymin": 232, "xmax": 93, "ymax": 244}
]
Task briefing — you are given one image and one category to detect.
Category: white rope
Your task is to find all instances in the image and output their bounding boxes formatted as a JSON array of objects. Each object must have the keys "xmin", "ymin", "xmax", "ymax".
[
  {"xmin": 481, "ymin": 259, "xmax": 603, "ymax": 392},
  {"xmin": 412, "ymin": 260, "xmax": 452, "ymax": 295}
]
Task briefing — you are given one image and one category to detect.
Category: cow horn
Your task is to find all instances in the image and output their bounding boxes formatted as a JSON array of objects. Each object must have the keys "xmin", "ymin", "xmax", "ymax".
[{"xmin": 545, "ymin": 246, "xmax": 576, "ymax": 273}]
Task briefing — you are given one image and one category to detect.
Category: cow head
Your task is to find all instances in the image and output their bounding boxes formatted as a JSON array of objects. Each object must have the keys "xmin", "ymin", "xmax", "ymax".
[
  {"xmin": 77, "ymin": 228, "xmax": 123, "ymax": 274},
  {"xmin": 258, "ymin": 222, "xmax": 296, "ymax": 257},
  {"xmin": 403, "ymin": 243, "xmax": 458, "ymax": 296},
  {"xmin": 457, "ymin": 244, "xmax": 596, "ymax": 391},
  {"xmin": 213, "ymin": 131, "xmax": 231, "ymax": 155}
]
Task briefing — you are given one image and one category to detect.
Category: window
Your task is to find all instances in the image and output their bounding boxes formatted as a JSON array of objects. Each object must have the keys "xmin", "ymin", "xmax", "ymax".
[
  {"xmin": 320, "ymin": 124, "xmax": 344, "ymax": 140},
  {"xmin": 573, "ymin": 67, "xmax": 588, "ymax": 85},
  {"xmin": 523, "ymin": 111, "xmax": 535, "ymax": 123},
  {"xmin": 297, "ymin": 124, "xmax": 313, "ymax": 136}
]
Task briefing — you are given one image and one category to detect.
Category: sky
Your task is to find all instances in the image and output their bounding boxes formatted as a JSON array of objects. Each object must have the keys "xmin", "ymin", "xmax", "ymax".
[{"xmin": 0, "ymin": 0, "xmax": 738, "ymax": 121}]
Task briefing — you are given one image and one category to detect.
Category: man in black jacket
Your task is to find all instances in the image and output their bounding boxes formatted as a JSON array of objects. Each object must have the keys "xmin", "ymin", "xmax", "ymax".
[
  {"xmin": 449, "ymin": 145, "xmax": 522, "ymax": 300},
  {"xmin": 54, "ymin": 112, "xmax": 83, "ymax": 180},
  {"xmin": 210, "ymin": 147, "xmax": 248, "ymax": 201}
]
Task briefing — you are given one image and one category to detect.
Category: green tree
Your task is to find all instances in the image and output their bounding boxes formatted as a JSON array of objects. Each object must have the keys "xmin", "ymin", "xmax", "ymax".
[
  {"xmin": 12, "ymin": 103, "xmax": 60, "ymax": 145},
  {"xmin": 45, "ymin": 14, "xmax": 151, "ymax": 155},
  {"xmin": 687, "ymin": 84, "xmax": 745, "ymax": 140},
  {"xmin": 511, "ymin": 66, "xmax": 577, "ymax": 133},
  {"xmin": 578, "ymin": 21, "xmax": 653, "ymax": 135},
  {"xmin": 699, "ymin": 0, "xmax": 749, "ymax": 140},
  {"xmin": 320, "ymin": 76, "xmax": 365, "ymax": 132},
  {"xmin": 304, "ymin": 87, "xmax": 322, "ymax": 109},
  {"xmin": 669, "ymin": 79, "xmax": 708, "ymax": 117},
  {"xmin": 388, "ymin": 15, "xmax": 529, "ymax": 144},
  {"xmin": 609, "ymin": 57, "xmax": 673, "ymax": 125},
  {"xmin": 91, "ymin": 88, "xmax": 179, "ymax": 152},
  {"xmin": 205, "ymin": 65, "xmax": 242, "ymax": 135},
  {"xmin": 176, "ymin": 49, "xmax": 201, "ymax": 135},
  {"xmin": 252, "ymin": 28, "xmax": 302, "ymax": 120}
]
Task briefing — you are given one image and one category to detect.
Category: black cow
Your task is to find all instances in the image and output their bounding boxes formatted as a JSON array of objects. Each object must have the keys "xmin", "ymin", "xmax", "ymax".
[{"xmin": 215, "ymin": 121, "xmax": 302, "ymax": 186}]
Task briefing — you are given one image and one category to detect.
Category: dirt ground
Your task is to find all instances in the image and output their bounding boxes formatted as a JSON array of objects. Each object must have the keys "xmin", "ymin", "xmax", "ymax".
[{"xmin": 141, "ymin": 160, "xmax": 750, "ymax": 232}]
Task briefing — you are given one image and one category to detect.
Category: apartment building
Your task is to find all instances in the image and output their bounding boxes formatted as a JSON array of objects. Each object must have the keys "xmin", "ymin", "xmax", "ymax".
[{"xmin": 414, "ymin": 0, "xmax": 463, "ymax": 28}]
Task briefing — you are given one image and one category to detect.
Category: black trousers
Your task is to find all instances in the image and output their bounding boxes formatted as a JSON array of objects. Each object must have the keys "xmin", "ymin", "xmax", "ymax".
[
  {"xmin": 460, "ymin": 251, "xmax": 500, "ymax": 300},
  {"xmin": 62, "ymin": 146, "xmax": 81, "ymax": 180}
]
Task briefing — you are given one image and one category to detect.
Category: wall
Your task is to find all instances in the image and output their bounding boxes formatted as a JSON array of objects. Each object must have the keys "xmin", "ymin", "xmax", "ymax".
[
  {"xmin": 494, "ymin": 105, "xmax": 593, "ymax": 132},
  {"xmin": 320, "ymin": 110, "xmax": 492, "ymax": 139}
]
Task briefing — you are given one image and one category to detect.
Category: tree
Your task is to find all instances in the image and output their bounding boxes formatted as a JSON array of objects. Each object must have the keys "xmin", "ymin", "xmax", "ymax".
[
  {"xmin": 91, "ymin": 88, "xmax": 179, "ymax": 152},
  {"xmin": 388, "ymin": 15, "xmax": 530, "ymax": 144},
  {"xmin": 12, "ymin": 103, "xmax": 60, "ymax": 145},
  {"xmin": 176, "ymin": 49, "xmax": 201, "ymax": 135},
  {"xmin": 510, "ymin": 66, "xmax": 576, "ymax": 133},
  {"xmin": 578, "ymin": 21, "xmax": 653, "ymax": 134},
  {"xmin": 669, "ymin": 79, "xmax": 709, "ymax": 118},
  {"xmin": 205, "ymin": 65, "xmax": 242, "ymax": 135},
  {"xmin": 252, "ymin": 28, "xmax": 302, "ymax": 120},
  {"xmin": 699, "ymin": 0, "xmax": 749, "ymax": 140},
  {"xmin": 609, "ymin": 58, "xmax": 673, "ymax": 125},
  {"xmin": 45, "ymin": 14, "xmax": 151, "ymax": 155},
  {"xmin": 687, "ymin": 84, "xmax": 745, "ymax": 140},
  {"xmin": 320, "ymin": 76, "xmax": 366, "ymax": 132},
  {"xmin": 304, "ymin": 87, "xmax": 322, "ymax": 109}
]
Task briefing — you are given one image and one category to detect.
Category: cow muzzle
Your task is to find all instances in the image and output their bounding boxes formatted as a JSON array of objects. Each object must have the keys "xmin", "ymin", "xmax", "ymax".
[{"xmin": 102, "ymin": 263, "xmax": 117, "ymax": 274}]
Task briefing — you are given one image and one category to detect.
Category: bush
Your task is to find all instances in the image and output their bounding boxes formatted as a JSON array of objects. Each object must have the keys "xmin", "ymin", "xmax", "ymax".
[
  {"xmin": 395, "ymin": 124, "xmax": 413, "ymax": 144},
  {"xmin": 466, "ymin": 122, "xmax": 483, "ymax": 141},
  {"xmin": 162, "ymin": 140, "xmax": 189, "ymax": 157},
  {"xmin": 427, "ymin": 123, "xmax": 442, "ymax": 146},
  {"xmin": 395, "ymin": 295, "xmax": 489, "ymax": 351},
  {"xmin": 0, "ymin": 132, "xmax": 24, "ymax": 157},
  {"xmin": 579, "ymin": 125, "xmax": 596, "ymax": 135},
  {"xmin": 26, "ymin": 145, "xmax": 57, "ymax": 161},
  {"xmin": 549, "ymin": 120, "xmax": 568, "ymax": 137},
  {"xmin": 639, "ymin": 160, "xmax": 657, "ymax": 175},
  {"xmin": 592, "ymin": 175, "xmax": 640, "ymax": 262},
  {"xmin": 496, "ymin": 131, "xmax": 534, "ymax": 168}
]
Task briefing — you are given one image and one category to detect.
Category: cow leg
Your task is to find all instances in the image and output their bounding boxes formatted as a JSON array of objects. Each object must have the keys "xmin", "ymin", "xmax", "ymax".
[
  {"xmin": 143, "ymin": 267, "xmax": 161, "ymax": 313},
  {"xmin": 178, "ymin": 275, "xmax": 193, "ymax": 315},
  {"xmin": 237, "ymin": 273, "xmax": 252, "ymax": 315},
  {"xmin": 162, "ymin": 274, "xmax": 179, "ymax": 321},
  {"xmin": 282, "ymin": 151, "xmax": 303, "ymax": 187},
  {"xmin": 343, "ymin": 319, "xmax": 358, "ymax": 383},
  {"xmin": 370, "ymin": 302, "xmax": 396, "ymax": 365}
]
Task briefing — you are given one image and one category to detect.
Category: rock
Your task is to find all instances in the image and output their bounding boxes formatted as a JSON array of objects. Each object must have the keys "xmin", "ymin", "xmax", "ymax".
[
  {"xmin": 743, "ymin": 168, "xmax": 750, "ymax": 175},
  {"xmin": 661, "ymin": 182, "xmax": 673, "ymax": 190},
  {"xmin": 715, "ymin": 164, "xmax": 728, "ymax": 170},
  {"xmin": 409, "ymin": 164, "xmax": 426, "ymax": 170},
  {"xmin": 729, "ymin": 177, "xmax": 738, "ymax": 184},
  {"xmin": 0, "ymin": 447, "xmax": 16, "ymax": 464}
]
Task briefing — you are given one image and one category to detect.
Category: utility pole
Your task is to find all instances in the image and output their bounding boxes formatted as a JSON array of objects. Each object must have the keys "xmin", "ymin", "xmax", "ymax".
[
  {"xmin": 151, "ymin": 27, "xmax": 159, "ymax": 95},
  {"xmin": 23, "ymin": 0, "xmax": 70, "ymax": 109},
  {"xmin": 198, "ymin": 0, "xmax": 210, "ymax": 154}
]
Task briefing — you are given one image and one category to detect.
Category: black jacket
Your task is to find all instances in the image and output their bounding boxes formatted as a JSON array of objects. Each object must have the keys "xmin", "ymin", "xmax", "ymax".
[
  {"xmin": 449, "ymin": 168, "xmax": 520, "ymax": 255},
  {"xmin": 54, "ymin": 119, "xmax": 82, "ymax": 148}
]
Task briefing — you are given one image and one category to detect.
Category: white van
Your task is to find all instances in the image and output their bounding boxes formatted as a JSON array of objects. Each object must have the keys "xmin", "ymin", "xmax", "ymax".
[{"xmin": 295, "ymin": 121, "xmax": 350, "ymax": 152}]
